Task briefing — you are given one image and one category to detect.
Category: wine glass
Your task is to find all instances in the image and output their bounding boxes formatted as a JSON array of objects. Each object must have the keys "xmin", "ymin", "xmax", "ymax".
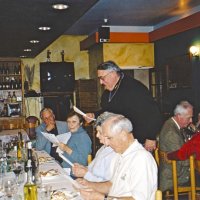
[
  {"xmin": 12, "ymin": 161, "xmax": 24, "ymax": 185},
  {"xmin": 3, "ymin": 177, "xmax": 18, "ymax": 200}
]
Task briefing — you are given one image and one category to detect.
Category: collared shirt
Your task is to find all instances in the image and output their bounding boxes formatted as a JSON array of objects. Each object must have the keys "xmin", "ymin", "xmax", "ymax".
[
  {"xmin": 172, "ymin": 117, "xmax": 180, "ymax": 130},
  {"xmin": 109, "ymin": 140, "xmax": 158, "ymax": 200},
  {"xmin": 84, "ymin": 145, "xmax": 117, "ymax": 182}
]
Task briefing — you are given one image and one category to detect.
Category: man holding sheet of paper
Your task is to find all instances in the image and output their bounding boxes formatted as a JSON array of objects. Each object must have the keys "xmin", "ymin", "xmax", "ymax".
[
  {"xmin": 36, "ymin": 108, "xmax": 69, "ymax": 164},
  {"xmin": 36, "ymin": 108, "xmax": 92, "ymax": 169}
]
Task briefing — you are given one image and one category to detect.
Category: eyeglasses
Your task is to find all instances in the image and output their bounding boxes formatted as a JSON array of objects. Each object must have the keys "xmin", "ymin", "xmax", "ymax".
[{"xmin": 98, "ymin": 71, "xmax": 113, "ymax": 81}]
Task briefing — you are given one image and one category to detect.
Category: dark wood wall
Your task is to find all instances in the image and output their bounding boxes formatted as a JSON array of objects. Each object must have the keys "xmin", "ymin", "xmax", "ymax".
[{"xmin": 154, "ymin": 26, "xmax": 200, "ymax": 121}]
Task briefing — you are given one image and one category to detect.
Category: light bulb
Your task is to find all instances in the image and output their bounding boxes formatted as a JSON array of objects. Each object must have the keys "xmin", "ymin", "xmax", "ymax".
[{"xmin": 189, "ymin": 46, "xmax": 199, "ymax": 56}]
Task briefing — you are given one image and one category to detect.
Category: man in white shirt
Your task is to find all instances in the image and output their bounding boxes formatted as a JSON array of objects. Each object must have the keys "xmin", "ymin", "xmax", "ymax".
[
  {"xmin": 78, "ymin": 112, "xmax": 158, "ymax": 200},
  {"xmin": 72, "ymin": 122, "xmax": 116, "ymax": 182}
]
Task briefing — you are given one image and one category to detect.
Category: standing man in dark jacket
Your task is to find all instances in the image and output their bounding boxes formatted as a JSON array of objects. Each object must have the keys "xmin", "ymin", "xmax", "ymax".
[{"xmin": 85, "ymin": 60, "xmax": 162, "ymax": 151}]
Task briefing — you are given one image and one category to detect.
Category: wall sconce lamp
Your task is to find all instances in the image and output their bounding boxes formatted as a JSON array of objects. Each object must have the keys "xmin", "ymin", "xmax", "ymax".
[{"xmin": 189, "ymin": 46, "xmax": 200, "ymax": 57}]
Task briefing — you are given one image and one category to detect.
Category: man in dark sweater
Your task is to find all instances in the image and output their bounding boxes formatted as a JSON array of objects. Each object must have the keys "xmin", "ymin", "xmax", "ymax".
[{"xmin": 85, "ymin": 60, "xmax": 162, "ymax": 151}]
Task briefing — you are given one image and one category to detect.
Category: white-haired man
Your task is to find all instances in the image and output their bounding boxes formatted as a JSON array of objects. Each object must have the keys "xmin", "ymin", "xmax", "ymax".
[
  {"xmin": 78, "ymin": 112, "xmax": 158, "ymax": 200},
  {"xmin": 159, "ymin": 101, "xmax": 193, "ymax": 191}
]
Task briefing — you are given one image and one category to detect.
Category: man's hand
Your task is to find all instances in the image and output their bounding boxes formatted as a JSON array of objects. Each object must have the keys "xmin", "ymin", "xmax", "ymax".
[
  {"xmin": 80, "ymin": 188, "xmax": 104, "ymax": 200},
  {"xmin": 46, "ymin": 122, "xmax": 55, "ymax": 132},
  {"xmin": 144, "ymin": 139, "xmax": 156, "ymax": 152},
  {"xmin": 72, "ymin": 163, "xmax": 88, "ymax": 177},
  {"xmin": 159, "ymin": 150, "xmax": 172, "ymax": 164},
  {"xmin": 76, "ymin": 178, "xmax": 90, "ymax": 187},
  {"xmin": 57, "ymin": 142, "xmax": 72, "ymax": 154}
]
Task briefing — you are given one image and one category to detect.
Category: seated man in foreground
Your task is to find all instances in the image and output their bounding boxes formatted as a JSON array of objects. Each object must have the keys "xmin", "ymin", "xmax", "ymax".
[{"xmin": 78, "ymin": 112, "xmax": 158, "ymax": 200}]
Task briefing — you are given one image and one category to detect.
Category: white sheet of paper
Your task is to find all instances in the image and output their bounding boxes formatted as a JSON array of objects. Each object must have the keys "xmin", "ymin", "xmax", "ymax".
[
  {"xmin": 58, "ymin": 153, "xmax": 74, "ymax": 167},
  {"xmin": 41, "ymin": 132, "xmax": 59, "ymax": 144},
  {"xmin": 56, "ymin": 132, "xmax": 71, "ymax": 144},
  {"xmin": 41, "ymin": 132, "xmax": 71, "ymax": 147},
  {"xmin": 73, "ymin": 106, "xmax": 96, "ymax": 121}
]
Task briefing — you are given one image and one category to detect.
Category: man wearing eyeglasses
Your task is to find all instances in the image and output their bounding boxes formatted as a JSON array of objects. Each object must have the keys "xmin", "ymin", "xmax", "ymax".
[
  {"xmin": 36, "ymin": 107, "xmax": 69, "ymax": 163},
  {"xmin": 85, "ymin": 60, "xmax": 162, "ymax": 151},
  {"xmin": 79, "ymin": 112, "xmax": 158, "ymax": 200}
]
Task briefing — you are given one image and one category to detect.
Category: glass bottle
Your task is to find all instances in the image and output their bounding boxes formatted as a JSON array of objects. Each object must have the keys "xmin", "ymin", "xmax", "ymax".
[
  {"xmin": 11, "ymin": 91, "xmax": 17, "ymax": 103},
  {"xmin": 25, "ymin": 142, "xmax": 36, "ymax": 173},
  {"xmin": 7, "ymin": 91, "xmax": 12, "ymax": 103},
  {"xmin": 24, "ymin": 160, "xmax": 38, "ymax": 200},
  {"xmin": 17, "ymin": 132, "xmax": 22, "ymax": 161}
]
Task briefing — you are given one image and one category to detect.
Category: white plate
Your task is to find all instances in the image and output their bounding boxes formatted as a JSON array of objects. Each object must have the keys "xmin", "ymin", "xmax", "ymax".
[{"xmin": 51, "ymin": 189, "xmax": 80, "ymax": 200}]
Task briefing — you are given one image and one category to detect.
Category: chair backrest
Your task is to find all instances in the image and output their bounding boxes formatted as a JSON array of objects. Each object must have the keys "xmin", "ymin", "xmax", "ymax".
[
  {"xmin": 25, "ymin": 116, "xmax": 40, "ymax": 140},
  {"xmin": 158, "ymin": 148, "xmax": 198, "ymax": 200},
  {"xmin": 154, "ymin": 147, "xmax": 160, "ymax": 166},
  {"xmin": 155, "ymin": 190, "xmax": 162, "ymax": 200},
  {"xmin": 171, "ymin": 155, "xmax": 196, "ymax": 200}
]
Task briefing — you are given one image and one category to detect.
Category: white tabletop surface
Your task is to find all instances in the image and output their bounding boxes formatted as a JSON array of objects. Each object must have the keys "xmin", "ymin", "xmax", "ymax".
[
  {"xmin": 0, "ymin": 150, "xmax": 83, "ymax": 200},
  {"xmin": 36, "ymin": 150, "xmax": 83, "ymax": 200},
  {"xmin": 0, "ymin": 129, "xmax": 29, "ymax": 143}
]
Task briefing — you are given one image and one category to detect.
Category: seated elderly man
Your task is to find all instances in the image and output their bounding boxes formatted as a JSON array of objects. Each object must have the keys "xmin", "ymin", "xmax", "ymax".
[
  {"xmin": 35, "ymin": 107, "xmax": 68, "ymax": 163},
  {"xmin": 159, "ymin": 101, "xmax": 193, "ymax": 192},
  {"xmin": 78, "ymin": 112, "xmax": 157, "ymax": 200},
  {"xmin": 72, "ymin": 112, "xmax": 117, "ymax": 182}
]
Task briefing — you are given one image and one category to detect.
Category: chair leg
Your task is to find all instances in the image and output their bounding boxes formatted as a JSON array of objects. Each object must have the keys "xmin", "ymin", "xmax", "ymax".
[
  {"xmin": 172, "ymin": 160, "xmax": 178, "ymax": 200},
  {"xmin": 190, "ymin": 156, "xmax": 196, "ymax": 200}
]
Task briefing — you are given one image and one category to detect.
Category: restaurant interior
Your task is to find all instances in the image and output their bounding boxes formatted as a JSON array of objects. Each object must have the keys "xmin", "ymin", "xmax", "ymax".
[{"xmin": 1, "ymin": 1, "xmax": 200, "ymax": 199}]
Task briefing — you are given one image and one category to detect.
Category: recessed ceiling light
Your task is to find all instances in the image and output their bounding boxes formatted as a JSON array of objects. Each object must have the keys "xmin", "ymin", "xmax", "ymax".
[
  {"xmin": 24, "ymin": 49, "xmax": 32, "ymax": 52},
  {"xmin": 30, "ymin": 40, "xmax": 40, "ymax": 44},
  {"xmin": 38, "ymin": 26, "xmax": 51, "ymax": 31},
  {"xmin": 52, "ymin": 4, "xmax": 69, "ymax": 10}
]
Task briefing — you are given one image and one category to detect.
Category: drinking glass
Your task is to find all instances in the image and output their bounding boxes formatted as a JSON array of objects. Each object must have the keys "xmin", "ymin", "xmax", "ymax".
[
  {"xmin": 3, "ymin": 177, "xmax": 18, "ymax": 200},
  {"xmin": 12, "ymin": 161, "xmax": 24, "ymax": 185},
  {"xmin": 38, "ymin": 184, "xmax": 52, "ymax": 200}
]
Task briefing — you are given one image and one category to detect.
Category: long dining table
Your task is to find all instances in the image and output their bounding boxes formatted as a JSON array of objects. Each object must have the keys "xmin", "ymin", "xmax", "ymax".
[
  {"xmin": 35, "ymin": 150, "xmax": 83, "ymax": 200},
  {"xmin": 0, "ymin": 149, "xmax": 83, "ymax": 200}
]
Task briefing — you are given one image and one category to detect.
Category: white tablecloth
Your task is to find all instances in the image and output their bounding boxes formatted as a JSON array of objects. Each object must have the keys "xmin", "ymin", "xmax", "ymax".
[
  {"xmin": 0, "ymin": 149, "xmax": 83, "ymax": 200},
  {"xmin": 36, "ymin": 150, "xmax": 83, "ymax": 200},
  {"xmin": 0, "ymin": 129, "xmax": 29, "ymax": 143}
]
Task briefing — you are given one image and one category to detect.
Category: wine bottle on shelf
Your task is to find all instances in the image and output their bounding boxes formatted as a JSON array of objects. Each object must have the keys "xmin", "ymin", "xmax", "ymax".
[
  {"xmin": 0, "ymin": 80, "xmax": 2, "ymax": 90},
  {"xmin": 17, "ymin": 64, "xmax": 21, "ymax": 75},
  {"xmin": 7, "ymin": 91, "xmax": 12, "ymax": 103},
  {"xmin": 0, "ymin": 66, "xmax": 2, "ymax": 74},
  {"xmin": 11, "ymin": 91, "xmax": 17, "ymax": 103},
  {"xmin": 2, "ymin": 65, "xmax": 5, "ymax": 74},
  {"xmin": 5, "ymin": 66, "xmax": 9, "ymax": 74},
  {"xmin": 14, "ymin": 65, "xmax": 17, "ymax": 75},
  {"xmin": 24, "ymin": 160, "xmax": 38, "ymax": 200}
]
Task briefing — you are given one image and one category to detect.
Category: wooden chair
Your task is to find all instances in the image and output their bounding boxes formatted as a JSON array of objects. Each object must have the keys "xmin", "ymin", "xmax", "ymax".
[
  {"xmin": 157, "ymin": 148, "xmax": 200, "ymax": 200},
  {"xmin": 155, "ymin": 190, "xmax": 162, "ymax": 200},
  {"xmin": 24, "ymin": 116, "xmax": 40, "ymax": 140}
]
